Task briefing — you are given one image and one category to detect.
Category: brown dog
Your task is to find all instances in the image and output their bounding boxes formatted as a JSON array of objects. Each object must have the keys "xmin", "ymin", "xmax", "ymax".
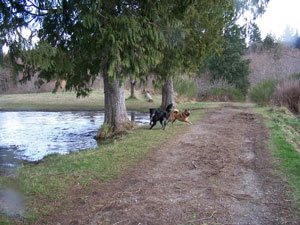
[{"xmin": 168, "ymin": 108, "xmax": 192, "ymax": 125}]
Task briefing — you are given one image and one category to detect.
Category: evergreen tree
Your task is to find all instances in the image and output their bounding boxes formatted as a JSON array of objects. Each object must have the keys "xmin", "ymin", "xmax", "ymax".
[
  {"xmin": 263, "ymin": 34, "xmax": 277, "ymax": 50},
  {"xmin": 208, "ymin": 24, "xmax": 250, "ymax": 95},
  {"xmin": 157, "ymin": 0, "xmax": 270, "ymax": 109},
  {"xmin": 232, "ymin": 0, "xmax": 270, "ymax": 19},
  {"xmin": 248, "ymin": 22, "xmax": 262, "ymax": 51},
  {"xmin": 249, "ymin": 22, "xmax": 262, "ymax": 44},
  {"xmin": 199, "ymin": 0, "xmax": 269, "ymax": 96},
  {"xmin": 155, "ymin": 0, "xmax": 235, "ymax": 109}
]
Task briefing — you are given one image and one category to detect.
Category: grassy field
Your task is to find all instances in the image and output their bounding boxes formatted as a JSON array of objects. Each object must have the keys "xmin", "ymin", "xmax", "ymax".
[{"xmin": 0, "ymin": 91, "xmax": 163, "ymax": 112}]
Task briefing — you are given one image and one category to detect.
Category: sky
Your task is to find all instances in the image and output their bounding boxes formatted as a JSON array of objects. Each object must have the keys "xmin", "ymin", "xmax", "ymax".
[{"xmin": 255, "ymin": 0, "xmax": 300, "ymax": 39}]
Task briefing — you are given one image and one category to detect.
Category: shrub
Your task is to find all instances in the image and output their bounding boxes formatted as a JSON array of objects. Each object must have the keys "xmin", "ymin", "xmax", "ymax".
[
  {"xmin": 249, "ymin": 79, "xmax": 278, "ymax": 105},
  {"xmin": 200, "ymin": 79, "xmax": 245, "ymax": 102},
  {"xmin": 173, "ymin": 77, "xmax": 198, "ymax": 99},
  {"xmin": 288, "ymin": 73, "xmax": 300, "ymax": 80},
  {"xmin": 274, "ymin": 79, "xmax": 300, "ymax": 114}
]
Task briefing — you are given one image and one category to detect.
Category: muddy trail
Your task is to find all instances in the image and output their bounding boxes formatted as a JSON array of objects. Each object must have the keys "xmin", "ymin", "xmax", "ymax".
[{"xmin": 54, "ymin": 105, "xmax": 296, "ymax": 225}]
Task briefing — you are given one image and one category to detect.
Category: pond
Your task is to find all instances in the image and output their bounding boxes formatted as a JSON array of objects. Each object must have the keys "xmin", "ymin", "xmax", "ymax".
[{"xmin": 0, "ymin": 111, "xmax": 149, "ymax": 173}]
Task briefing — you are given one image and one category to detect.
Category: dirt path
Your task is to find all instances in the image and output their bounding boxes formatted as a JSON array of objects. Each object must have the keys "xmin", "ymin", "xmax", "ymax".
[{"xmin": 63, "ymin": 105, "xmax": 296, "ymax": 225}]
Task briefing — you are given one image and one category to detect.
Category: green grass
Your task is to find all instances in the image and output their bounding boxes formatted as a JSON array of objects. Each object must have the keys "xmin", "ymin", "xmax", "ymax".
[
  {"xmin": 0, "ymin": 101, "xmax": 214, "ymax": 223},
  {"xmin": 0, "ymin": 90, "xmax": 162, "ymax": 111},
  {"xmin": 257, "ymin": 107, "xmax": 300, "ymax": 210}
]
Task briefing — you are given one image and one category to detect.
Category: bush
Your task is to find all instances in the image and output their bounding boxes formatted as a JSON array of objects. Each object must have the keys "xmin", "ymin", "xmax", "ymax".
[
  {"xmin": 200, "ymin": 79, "xmax": 245, "ymax": 102},
  {"xmin": 173, "ymin": 77, "xmax": 198, "ymax": 99},
  {"xmin": 274, "ymin": 79, "xmax": 300, "ymax": 114},
  {"xmin": 249, "ymin": 79, "xmax": 278, "ymax": 105},
  {"xmin": 288, "ymin": 73, "xmax": 300, "ymax": 80}
]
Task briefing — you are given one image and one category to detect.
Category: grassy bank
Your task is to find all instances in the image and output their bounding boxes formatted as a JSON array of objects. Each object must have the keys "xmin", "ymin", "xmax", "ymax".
[
  {"xmin": 256, "ymin": 107, "xmax": 300, "ymax": 211},
  {"xmin": 0, "ymin": 91, "xmax": 162, "ymax": 111},
  {"xmin": 0, "ymin": 101, "xmax": 217, "ymax": 224}
]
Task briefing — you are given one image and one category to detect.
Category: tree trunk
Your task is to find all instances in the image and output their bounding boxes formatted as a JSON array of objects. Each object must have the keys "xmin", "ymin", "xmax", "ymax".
[
  {"xmin": 161, "ymin": 78, "xmax": 175, "ymax": 110},
  {"xmin": 103, "ymin": 71, "xmax": 129, "ymax": 132},
  {"xmin": 130, "ymin": 77, "xmax": 136, "ymax": 98}
]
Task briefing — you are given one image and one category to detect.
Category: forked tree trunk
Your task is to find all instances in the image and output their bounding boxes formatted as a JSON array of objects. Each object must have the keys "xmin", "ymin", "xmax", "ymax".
[
  {"xmin": 103, "ymin": 71, "xmax": 129, "ymax": 132},
  {"xmin": 161, "ymin": 77, "xmax": 175, "ymax": 110}
]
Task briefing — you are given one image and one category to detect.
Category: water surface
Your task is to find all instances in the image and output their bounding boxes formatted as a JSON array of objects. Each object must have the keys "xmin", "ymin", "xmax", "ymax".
[{"xmin": 0, "ymin": 111, "xmax": 149, "ymax": 171}]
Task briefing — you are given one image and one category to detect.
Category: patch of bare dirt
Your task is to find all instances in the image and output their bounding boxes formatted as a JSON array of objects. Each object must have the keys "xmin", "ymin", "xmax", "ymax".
[{"xmin": 50, "ymin": 105, "xmax": 297, "ymax": 225}]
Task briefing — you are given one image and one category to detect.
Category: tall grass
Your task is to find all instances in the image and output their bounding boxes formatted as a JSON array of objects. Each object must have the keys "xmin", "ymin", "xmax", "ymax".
[
  {"xmin": 200, "ymin": 79, "xmax": 245, "ymax": 102},
  {"xmin": 173, "ymin": 77, "xmax": 198, "ymax": 99}
]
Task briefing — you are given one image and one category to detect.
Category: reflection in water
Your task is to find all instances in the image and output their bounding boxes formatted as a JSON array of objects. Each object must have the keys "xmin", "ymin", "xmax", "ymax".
[
  {"xmin": 131, "ymin": 111, "xmax": 135, "ymax": 122},
  {"xmin": 0, "ymin": 111, "xmax": 149, "ymax": 170}
]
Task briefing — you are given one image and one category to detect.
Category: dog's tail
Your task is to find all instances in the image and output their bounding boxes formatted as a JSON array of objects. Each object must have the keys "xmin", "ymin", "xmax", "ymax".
[
  {"xmin": 173, "ymin": 109, "xmax": 179, "ymax": 114},
  {"xmin": 166, "ymin": 103, "xmax": 173, "ymax": 113}
]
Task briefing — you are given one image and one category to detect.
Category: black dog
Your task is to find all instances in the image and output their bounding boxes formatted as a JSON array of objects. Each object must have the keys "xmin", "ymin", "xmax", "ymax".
[
  {"xmin": 149, "ymin": 103, "xmax": 173, "ymax": 130},
  {"xmin": 149, "ymin": 104, "xmax": 173, "ymax": 126}
]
